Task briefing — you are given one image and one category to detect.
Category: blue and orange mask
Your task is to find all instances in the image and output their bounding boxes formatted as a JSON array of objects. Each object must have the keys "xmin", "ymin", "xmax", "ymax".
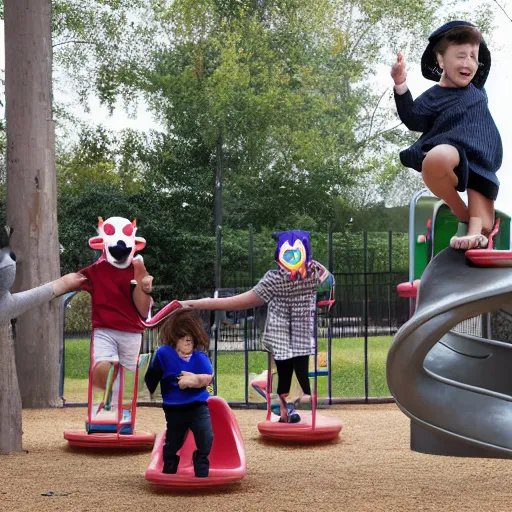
[{"xmin": 273, "ymin": 230, "xmax": 311, "ymax": 280}]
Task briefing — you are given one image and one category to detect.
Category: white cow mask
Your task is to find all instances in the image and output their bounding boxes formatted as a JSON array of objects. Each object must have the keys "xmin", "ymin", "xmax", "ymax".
[{"xmin": 88, "ymin": 216, "xmax": 146, "ymax": 269}]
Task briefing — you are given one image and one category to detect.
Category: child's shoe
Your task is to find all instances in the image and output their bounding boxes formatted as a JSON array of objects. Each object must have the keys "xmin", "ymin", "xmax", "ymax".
[
  {"xmin": 162, "ymin": 455, "xmax": 180, "ymax": 474},
  {"xmin": 278, "ymin": 408, "xmax": 301, "ymax": 423},
  {"xmin": 192, "ymin": 450, "xmax": 210, "ymax": 478}
]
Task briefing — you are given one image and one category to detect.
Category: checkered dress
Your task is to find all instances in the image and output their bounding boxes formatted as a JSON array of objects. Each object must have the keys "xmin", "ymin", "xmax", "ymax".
[{"xmin": 252, "ymin": 266, "xmax": 322, "ymax": 361}]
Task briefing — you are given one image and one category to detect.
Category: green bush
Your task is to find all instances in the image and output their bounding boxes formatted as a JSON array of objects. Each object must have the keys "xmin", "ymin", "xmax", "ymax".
[{"xmin": 65, "ymin": 291, "xmax": 92, "ymax": 333}]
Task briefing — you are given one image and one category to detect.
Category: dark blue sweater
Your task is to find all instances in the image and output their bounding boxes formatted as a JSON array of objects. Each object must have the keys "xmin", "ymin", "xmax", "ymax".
[
  {"xmin": 395, "ymin": 84, "xmax": 502, "ymax": 200},
  {"xmin": 145, "ymin": 346, "xmax": 212, "ymax": 406}
]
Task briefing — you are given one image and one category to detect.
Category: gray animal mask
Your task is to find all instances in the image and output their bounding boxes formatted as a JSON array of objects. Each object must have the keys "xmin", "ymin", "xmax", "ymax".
[
  {"xmin": 0, "ymin": 226, "xmax": 55, "ymax": 323},
  {"xmin": 0, "ymin": 226, "xmax": 16, "ymax": 293}
]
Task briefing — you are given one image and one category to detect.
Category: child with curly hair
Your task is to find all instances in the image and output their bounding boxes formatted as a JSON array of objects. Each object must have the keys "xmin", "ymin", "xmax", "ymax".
[{"xmin": 145, "ymin": 308, "xmax": 214, "ymax": 477}]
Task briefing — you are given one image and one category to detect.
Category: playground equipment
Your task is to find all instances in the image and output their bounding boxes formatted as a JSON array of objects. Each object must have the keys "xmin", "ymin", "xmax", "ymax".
[
  {"xmin": 397, "ymin": 189, "xmax": 511, "ymax": 306},
  {"xmin": 64, "ymin": 301, "xmax": 181, "ymax": 449},
  {"xmin": 250, "ymin": 350, "xmax": 329, "ymax": 416},
  {"xmin": 256, "ymin": 287, "xmax": 342, "ymax": 443},
  {"xmin": 389, "ymin": 191, "xmax": 512, "ymax": 457},
  {"xmin": 145, "ymin": 396, "xmax": 246, "ymax": 489}
]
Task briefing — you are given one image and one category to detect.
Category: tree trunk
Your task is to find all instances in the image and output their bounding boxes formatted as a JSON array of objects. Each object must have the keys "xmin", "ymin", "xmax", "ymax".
[
  {"xmin": 0, "ymin": 321, "xmax": 23, "ymax": 453},
  {"xmin": 4, "ymin": 0, "xmax": 62, "ymax": 408}
]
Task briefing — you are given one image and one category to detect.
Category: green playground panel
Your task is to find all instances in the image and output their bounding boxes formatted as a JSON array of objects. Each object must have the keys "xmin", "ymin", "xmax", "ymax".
[
  {"xmin": 413, "ymin": 196, "xmax": 439, "ymax": 281},
  {"xmin": 411, "ymin": 197, "xmax": 511, "ymax": 280}
]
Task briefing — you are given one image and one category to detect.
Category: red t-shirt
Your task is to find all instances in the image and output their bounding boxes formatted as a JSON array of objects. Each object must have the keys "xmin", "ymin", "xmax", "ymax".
[{"xmin": 79, "ymin": 258, "xmax": 145, "ymax": 333}]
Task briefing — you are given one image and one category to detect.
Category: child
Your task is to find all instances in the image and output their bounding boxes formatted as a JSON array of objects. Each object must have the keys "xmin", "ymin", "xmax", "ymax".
[
  {"xmin": 180, "ymin": 230, "xmax": 331, "ymax": 424},
  {"xmin": 391, "ymin": 21, "xmax": 502, "ymax": 250},
  {"xmin": 78, "ymin": 216, "xmax": 153, "ymax": 411},
  {"xmin": 144, "ymin": 308, "xmax": 214, "ymax": 477}
]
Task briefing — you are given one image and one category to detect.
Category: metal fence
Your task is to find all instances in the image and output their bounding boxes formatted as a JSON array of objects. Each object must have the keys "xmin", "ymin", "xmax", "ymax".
[{"xmin": 61, "ymin": 230, "xmax": 411, "ymax": 405}]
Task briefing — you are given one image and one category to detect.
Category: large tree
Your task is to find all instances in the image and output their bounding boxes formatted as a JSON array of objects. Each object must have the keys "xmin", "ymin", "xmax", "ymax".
[{"xmin": 4, "ymin": 0, "xmax": 61, "ymax": 418}]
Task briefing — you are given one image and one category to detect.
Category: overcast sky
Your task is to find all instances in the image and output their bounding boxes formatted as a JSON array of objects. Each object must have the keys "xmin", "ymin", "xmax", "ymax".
[{"xmin": 1, "ymin": 3, "xmax": 511, "ymax": 216}]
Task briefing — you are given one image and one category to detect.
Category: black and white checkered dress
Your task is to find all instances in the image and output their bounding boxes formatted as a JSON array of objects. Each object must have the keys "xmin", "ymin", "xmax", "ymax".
[{"xmin": 252, "ymin": 267, "xmax": 322, "ymax": 361}]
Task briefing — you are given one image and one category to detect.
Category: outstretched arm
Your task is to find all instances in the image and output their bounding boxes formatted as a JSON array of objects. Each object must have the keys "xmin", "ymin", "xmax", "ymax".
[
  {"xmin": 180, "ymin": 290, "xmax": 264, "ymax": 311},
  {"xmin": 0, "ymin": 273, "xmax": 86, "ymax": 323}
]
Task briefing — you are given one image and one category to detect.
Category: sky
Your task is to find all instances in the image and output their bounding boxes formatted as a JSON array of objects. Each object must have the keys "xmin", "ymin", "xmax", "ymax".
[{"xmin": 1, "ymin": 3, "xmax": 512, "ymax": 215}]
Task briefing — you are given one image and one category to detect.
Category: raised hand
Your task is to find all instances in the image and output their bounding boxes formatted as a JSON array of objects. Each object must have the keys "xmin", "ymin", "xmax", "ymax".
[
  {"xmin": 132, "ymin": 255, "xmax": 153, "ymax": 293},
  {"xmin": 391, "ymin": 51, "xmax": 407, "ymax": 85}
]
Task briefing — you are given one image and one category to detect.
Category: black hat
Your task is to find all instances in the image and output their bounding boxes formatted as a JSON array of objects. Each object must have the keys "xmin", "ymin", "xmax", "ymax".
[{"xmin": 421, "ymin": 20, "xmax": 491, "ymax": 89}]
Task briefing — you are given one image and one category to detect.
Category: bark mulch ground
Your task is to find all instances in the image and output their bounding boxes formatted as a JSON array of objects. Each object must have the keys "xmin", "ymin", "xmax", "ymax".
[{"xmin": 1, "ymin": 404, "xmax": 512, "ymax": 512}]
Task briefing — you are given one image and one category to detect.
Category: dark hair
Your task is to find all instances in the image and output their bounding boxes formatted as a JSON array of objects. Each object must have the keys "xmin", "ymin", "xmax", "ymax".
[
  {"xmin": 158, "ymin": 308, "xmax": 210, "ymax": 352},
  {"xmin": 434, "ymin": 26, "xmax": 482, "ymax": 55}
]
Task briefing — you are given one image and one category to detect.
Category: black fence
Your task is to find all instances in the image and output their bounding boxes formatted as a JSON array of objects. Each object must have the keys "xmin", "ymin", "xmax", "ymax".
[{"xmin": 61, "ymin": 230, "xmax": 410, "ymax": 404}]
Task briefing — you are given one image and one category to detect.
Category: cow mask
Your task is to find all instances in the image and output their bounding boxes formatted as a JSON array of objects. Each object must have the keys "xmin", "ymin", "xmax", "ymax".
[{"xmin": 88, "ymin": 216, "xmax": 146, "ymax": 269}]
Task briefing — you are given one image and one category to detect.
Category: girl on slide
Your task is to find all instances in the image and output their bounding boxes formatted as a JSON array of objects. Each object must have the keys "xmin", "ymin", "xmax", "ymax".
[{"xmin": 391, "ymin": 21, "xmax": 502, "ymax": 250}]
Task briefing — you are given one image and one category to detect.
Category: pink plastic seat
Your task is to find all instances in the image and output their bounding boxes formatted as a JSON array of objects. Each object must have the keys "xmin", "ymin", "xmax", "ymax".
[
  {"xmin": 397, "ymin": 280, "xmax": 420, "ymax": 298},
  {"xmin": 145, "ymin": 396, "xmax": 246, "ymax": 489},
  {"xmin": 63, "ymin": 429, "xmax": 155, "ymax": 449},
  {"xmin": 257, "ymin": 411, "xmax": 342, "ymax": 443}
]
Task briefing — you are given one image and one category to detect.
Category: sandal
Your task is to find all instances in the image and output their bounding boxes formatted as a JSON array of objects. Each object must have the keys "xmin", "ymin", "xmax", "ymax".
[
  {"xmin": 450, "ymin": 233, "xmax": 488, "ymax": 250},
  {"xmin": 278, "ymin": 408, "xmax": 301, "ymax": 423}
]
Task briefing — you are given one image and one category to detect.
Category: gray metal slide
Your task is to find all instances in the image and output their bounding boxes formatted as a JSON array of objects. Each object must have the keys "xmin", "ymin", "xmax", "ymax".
[{"xmin": 387, "ymin": 248, "xmax": 512, "ymax": 458}]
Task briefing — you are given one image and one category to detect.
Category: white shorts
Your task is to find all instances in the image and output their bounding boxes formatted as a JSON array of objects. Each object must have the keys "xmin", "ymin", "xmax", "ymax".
[{"xmin": 92, "ymin": 328, "xmax": 142, "ymax": 373}]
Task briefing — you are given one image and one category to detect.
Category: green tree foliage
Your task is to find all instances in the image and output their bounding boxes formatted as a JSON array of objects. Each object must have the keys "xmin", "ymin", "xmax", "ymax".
[
  {"xmin": 52, "ymin": 0, "xmax": 448, "ymax": 230},
  {"xmin": 51, "ymin": 0, "xmax": 495, "ymax": 295}
]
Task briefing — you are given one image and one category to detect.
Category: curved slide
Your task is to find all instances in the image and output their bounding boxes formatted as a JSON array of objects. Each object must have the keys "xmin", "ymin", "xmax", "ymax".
[{"xmin": 387, "ymin": 248, "xmax": 512, "ymax": 458}]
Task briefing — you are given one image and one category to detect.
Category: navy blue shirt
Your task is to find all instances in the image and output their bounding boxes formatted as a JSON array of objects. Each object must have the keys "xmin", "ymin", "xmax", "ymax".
[
  {"xmin": 395, "ymin": 84, "xmax": 502, "ymax": 200},
  {"xmin": 145, "ymin": 346, "xmax": 213, "ymax": 406}
]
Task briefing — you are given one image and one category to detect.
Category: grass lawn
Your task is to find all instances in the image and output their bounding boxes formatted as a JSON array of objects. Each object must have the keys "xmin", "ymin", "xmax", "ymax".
[{"xmin": 64, "ymin": 336, "xmax": 394, "ymax": 403}]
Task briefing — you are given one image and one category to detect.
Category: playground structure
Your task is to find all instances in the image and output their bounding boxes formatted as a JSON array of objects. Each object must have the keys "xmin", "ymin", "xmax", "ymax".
[
  {"xmin": 64, "ymin": 301, "xmax": 182, "ymax": 449},
  {"xmin": 397, "ymin": 189, "xmax": 510, "ymax": 308},
  {"xmin": 145, "ymin": 396, "xmax": 246, "ymax": 489},
  {"xmin": 252, "ymin": 288, "xmax": 343, "ymax": 443},
  {"xmin": 390, "ymin": 189, "xmax": 512, "ymax": 457}
]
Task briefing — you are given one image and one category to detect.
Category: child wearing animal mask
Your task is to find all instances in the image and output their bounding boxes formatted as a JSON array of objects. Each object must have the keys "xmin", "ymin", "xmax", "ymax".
[
  {"xmin": 180, "ymin": 230, "xmax": 332, "ymax": 424},
  {"xmin": 391, "ymin": 21, "xmax": 502, "ymax": 250},
  {"xmin": 78, "ymin": 217, "xmax": 154, "ymax": 399}
]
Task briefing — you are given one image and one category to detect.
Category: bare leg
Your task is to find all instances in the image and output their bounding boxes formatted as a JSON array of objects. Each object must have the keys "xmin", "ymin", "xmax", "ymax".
[
  {"xmin": 92, "ymin": 361, "xmax": 114, "ymax": 390},
  {"xmin": 278, "ymin": 394, "xmax": 289, "ymax": 421},
  {"xmin": 450, "ymin": 189, "xmax": 494, "ymax": 250},
  {"xmin": 422, "ymin": 145, "xmax": 469, "ymax": 223},
  {"xmin": 467, "ymin": 189, "xmax": 495, "ymax": 236}
]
